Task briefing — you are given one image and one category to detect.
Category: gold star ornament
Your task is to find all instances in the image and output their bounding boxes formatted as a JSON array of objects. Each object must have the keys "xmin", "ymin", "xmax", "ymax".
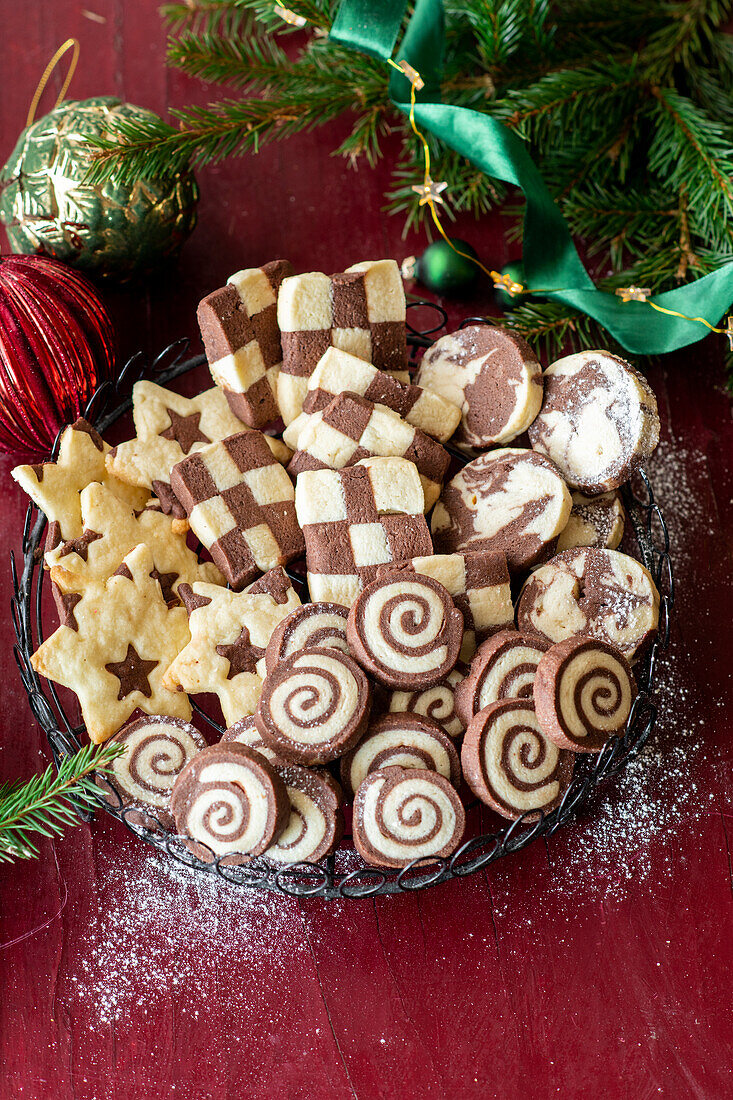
[
  {"xmin": 615, "ymin": 285, "xmax": 651, "ymax": 303},
  {"xmin": 411, "ymin": 177, "xmax": 448, "ymax": 207}
]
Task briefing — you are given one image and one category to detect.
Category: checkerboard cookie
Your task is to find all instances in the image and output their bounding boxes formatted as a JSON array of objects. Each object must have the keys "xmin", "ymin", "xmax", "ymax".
[
  {"xmin": 106, "ymin": 381, "xmax": 290, "ymax": 520},
  {"xmin": 170, "ymin": 430, "xmax": 304, "ymax": 589},
  {"xmin": 163, "ymin": 567, "xmax": 301, "ymax": 726},
  {"xmin": 286, "ymin": 346, "xmax": 460, "ymax": 445},
  {"xmin": 377, "ymin": 550, "xmax": 512, "ymax": 661},
  {"xmin": 31, "ymin": 544, "xmax": 192, "ymax": 743},
  {"xmin": 277, "ymin": 259, "xmax": 407, "ymax": 424},
  {"xmin": 197, "ymin": 260, "xmax": 293, "ymax": 428},
  {"xmin": 12, "ymin": 418, "xmax": 148, "ymax": 542},
  {"xmin": 45, "ymin": 481, "xmax": 223, "ymax": 600},
  {"xmin": 294, "ymin": 457, "xmax": 433, "ymax": 607},
  {"xmin": 287, "ymin": 392, "xmax": 450, "ymax": 510}
]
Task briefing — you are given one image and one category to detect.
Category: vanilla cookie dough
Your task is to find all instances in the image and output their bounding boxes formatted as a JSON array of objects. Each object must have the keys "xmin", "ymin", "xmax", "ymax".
[
  {"xmin": 556, "ymin": 490, "xmax": 625, "ymax": 553},
  {"xmin": 528, "ymin": 350, "xmax": 660, "ymax": 492},
  {"xmin": 416, "ymin": 324, "xmax": 543, "ymax": 449},
  {"xmin": 431, "ymin": 448, "xmax": 572, "ymax": 573},
  {"xmin": 517, "ymin": 546, "xmax": 660, "ymax": 662}
]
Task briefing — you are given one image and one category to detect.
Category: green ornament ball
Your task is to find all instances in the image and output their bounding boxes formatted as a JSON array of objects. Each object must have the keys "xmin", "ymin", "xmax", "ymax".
[
  {"xmin": 0, "ymin": 97, "xmax": 198, "ymax": 282},
  {"xmin": 494, "ymin": 260, "xmax": 530, "ymax": 310},
  {"xmin": 414, "ymin": 238, "xmax": 480, "ymax": 295}
]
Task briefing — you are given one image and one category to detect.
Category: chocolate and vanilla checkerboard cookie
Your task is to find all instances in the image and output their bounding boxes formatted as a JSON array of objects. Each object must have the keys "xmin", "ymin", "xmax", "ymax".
[
  {"xmin": 277, "ymin": 259, "xmax": 407, "ymax": 424},
  {"xmin": 294, "ymin": 457, "xmax": 433, "ymax": 607},
  {"xmin": 285, "ymin": 346, "xmax": 460, "ymax": 446},
  {"xmin": 287, "ymin": 392, "xmax": 450, "ymax": 510},
  {"xmin": 170, "ymin": 430, "xmax": 304, "ymax": 589},
  {"xmin": 197, "ymin": 260, "xmax": 293, "ymax": 428}
]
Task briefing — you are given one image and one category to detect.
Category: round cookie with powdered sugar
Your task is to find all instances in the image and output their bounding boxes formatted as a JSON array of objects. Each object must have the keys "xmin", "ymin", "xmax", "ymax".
[
  {"xmin": 265, "ymin": 602, "xmax": 349, "ymax": 672},
  {"xmin": 431, "ymin": 448, "xmax": 572, "ymax": 574},
  {"xmin": 556, "ymin": 490, "xmax": 625, "ymax": 553},
  {"xmin": 416, "ymin": 324, "xmax": 543, "ymax": 449},
  {"xmin": 517, "ymin": 547, "xmax": 660, "ymax": 663},
  {"xmin": 454, "ymin": 630, "xmax": 550, "ymax": 729},
  {"xmin": 528, "ymin": 350, "xmax": 660, "ymax": 493}
]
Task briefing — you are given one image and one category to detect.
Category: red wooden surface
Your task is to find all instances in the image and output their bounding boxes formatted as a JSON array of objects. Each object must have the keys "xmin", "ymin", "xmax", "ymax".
[{"xmin": 1, "ymin": 6, "xmax": 732, "ymax": 1099}]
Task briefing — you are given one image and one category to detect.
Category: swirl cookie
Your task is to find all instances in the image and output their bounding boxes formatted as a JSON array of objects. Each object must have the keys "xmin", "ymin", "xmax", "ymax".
[
  {"xmin": 265, "ymin": 764, "xmax": 343, "ymax": 864},
  {"xmin": 454, "ymin": 630, "xmax": 550, "ymax": 728},
  {"xmin": 352, "ymin": 766, "xmax": 465, "ymax": 869},
  {"xmin": 388, "ymin": 665, "xmax": 465, "ymax": 738},
  {"xmin": 461, "ymin": 699, "xmax": 574, "ymax": 822},
  {"xmin": 221, "ymin": 714, "xmax": 281, "ymax": 763},
  {"xmin": 528, "ymin": 350, "xmax": 660, "ymax": 492},
  {"xmin": 265, "ymin": 602, "xmax": 349, "ymax": 673},
  {"xmin": 416, "ymin": 324, "xmax": 543, "ymax": 449},
  {"xmin": 255, "ymin": 648, "xmax": 371, "ymax": 765},
  {"xmin": 99, "ymin": 715, "xmax": 206, "ymax": 828},
  {"xmin": 340, "ymin": 713, "xmax": 461, "ymax": 798},
  {"xmin": 556, "ymin": 490, "xmax": 625, "ymax": 553},
  {"xmin": 431, "ymin": 449, "xmax": 572, "ymax": 574},
  {"xmin": 170, "ymin": 742, "xmax": 290, "ymax": 860},
  {"xmin": 347, "ymin": 573, "xmax": 464, "ymax": 690},
  {"xmin": 534, "ymin": 637, "xmax": 637, "ymax": 752},
  {"xmin": 516, "ymin": 547, "xmax": 660, "ymax": 663}
]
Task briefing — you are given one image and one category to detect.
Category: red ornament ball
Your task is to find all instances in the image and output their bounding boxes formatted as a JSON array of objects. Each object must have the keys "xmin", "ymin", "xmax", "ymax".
[{"xmin": 0, "ymin": 254, "xmax": 114, "ymax": 456}]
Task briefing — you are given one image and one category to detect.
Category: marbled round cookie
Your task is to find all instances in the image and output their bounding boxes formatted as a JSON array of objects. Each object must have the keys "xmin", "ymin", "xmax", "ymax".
[
  {"xmin": 534, "ymin": 637, "xmax": 637, "ymax": 752},
  {"xmin": 516, "ymin": 547, "xmax": 660, "ymax": 663},
  {"xmin": 454, "ymin": 630, "xmax": 550, "ymax": 728},
  {"xmin": 352, "ymin": 766, "xmax": 466, "ymax": 869},
  {"xmin": 528, "ymin": 350, "xmax": 660, "ymax": 493},
  {"xmin": 556, "ymin": 490, "xmax": 625, "ymax": 553},
  {"xmin": 347, "ymin": 573, "xmax": 464, "ymax": 690},
  {"xmin": 340, "ymin": 712, "xmax": 461, "ymax": 797},
  {"xmin": 461, "ymin": 699, "xmax": 574, "ymax": 822},
  {"xmin": 98, "ymin": 714, "xmax": 206, "ymax": 829},
  {"xmin": 255, "ymin": 647, "xmax": 371, "ymax": 765},
  {"xmin": 265, "ymin": 602, "xmax": 349, "ymax": 673},
  {"xmin": 170, "ymin": 742, "xmax": 290, "ymax": 860},
  {"xmin": 265, "ymin": 764, "xmax": 344, "ymax": 864},
  {"xmin": 221, "ymin": 714, "xmax": 281, "ymax": 763},
  {"xmin": 431, "ymin": 449, "xmax": 572, "ymax": 574},
  {"xmin": 415, "ymin": 325, "xmax": 543, "ymax": 449},
  {"xmin": 388, "ymin": 665, "xmax": 465, "ymax": 738}
]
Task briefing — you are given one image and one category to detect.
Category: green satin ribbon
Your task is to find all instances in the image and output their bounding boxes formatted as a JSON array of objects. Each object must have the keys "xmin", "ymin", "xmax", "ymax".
[{"xmin": 331, "ymin": 0, "xmax": 733, "ymax": 356}]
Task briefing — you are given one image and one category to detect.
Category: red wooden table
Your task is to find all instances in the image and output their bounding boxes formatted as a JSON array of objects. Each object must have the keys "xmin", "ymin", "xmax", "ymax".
[{"xmin": 1, "ymin": 6, "xmax": 732, "ymax": 1098}]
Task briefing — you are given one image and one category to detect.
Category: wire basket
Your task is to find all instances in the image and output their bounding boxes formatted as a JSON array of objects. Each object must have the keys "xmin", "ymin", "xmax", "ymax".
[{"xmin": 11, "ymin": 304, "xmax": 674, "ymax": 899}]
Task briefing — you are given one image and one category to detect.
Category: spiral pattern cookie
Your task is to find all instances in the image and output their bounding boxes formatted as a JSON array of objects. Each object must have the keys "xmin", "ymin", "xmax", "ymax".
[
  {"xmin": 389, "ymin": 665, "xmax": 465, "ymax": 738},
  {"xmin": 461, "ymin": 700, "xmax": 574, "ymax": 822},
  {"xmin": 265, "ymin": 602, "xmax": 349, "ymax": 673},
  {"xmin": 534, "ymin": 637, "xmax": 637, "ymax": 752},
  {"xmin": 353, "ymin": 766, "xmax": 466, "ymax": 869},
  {"xmin": 528, "ymin": 349, "xmax": 660, "ymax": 493},
  {"xmin": 347, "ymin": 573, "xmax": 463, "ymax": 690},
  {"xmin": 516, "ymin": 547, "xmax": 660, "ymax": 663},
  {"xmin": 340, "ymin": 713, "xmax": 461, "ymax": 797},
  {"xmin": 454, "ymin": 630, "xmax": 550, "ymax": 728},
  {"xmin": 99, "ymin": 714, "xmax": 206, "ymax": 828},
  {"xmin": 221, "ymin": 714, "xmax": 281, "ymax": 764},
  {"xmin": 265, "ymin": 764, "xmax": 344, "ymax": 864},
  {"xmin": 255, "ymin": 647, "xmax": 371, "ymax": 765},
  {"xmin": 170, "ymin": 742, "xmax": 290, "ymax": 859},
  {"xmin": 431, "ymin": 449, "xmax": 572, "ymax": 574}
]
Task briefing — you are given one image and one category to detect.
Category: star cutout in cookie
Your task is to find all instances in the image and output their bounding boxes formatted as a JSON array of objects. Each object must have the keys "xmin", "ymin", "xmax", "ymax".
[
  {"xmin": 161, "ymin": 408, "xmax": 210, "ymax": 454},
  {"xmin": 32, "ymin": 544, "xmax": 192, "ymax": 743},
  {"xmin": 163, "ymin": 570, "xmax": 301, "ymax": 726}
]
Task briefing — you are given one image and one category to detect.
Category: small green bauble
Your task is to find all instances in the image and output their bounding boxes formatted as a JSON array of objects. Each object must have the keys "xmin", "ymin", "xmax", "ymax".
[
  {"xmin": 494, "ymin": 260, "xmax": 530, "ymax": 310},
  {"xmin": 413, "ymin": 238, "xmax": 480, "ymax": 295},
  {"xmin": 0, "ymin": 97, "xmax": 198, "ymax": 282}
]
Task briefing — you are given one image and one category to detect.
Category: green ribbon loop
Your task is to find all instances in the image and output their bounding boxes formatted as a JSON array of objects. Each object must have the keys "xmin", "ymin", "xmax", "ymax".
[{"xmin": 331, "ymin": 0, "xmax": 733, "ymax": 356}]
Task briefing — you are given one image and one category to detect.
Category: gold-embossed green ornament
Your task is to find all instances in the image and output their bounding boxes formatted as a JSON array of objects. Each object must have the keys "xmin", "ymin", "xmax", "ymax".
[{"xmin": 0, "ymin": 96, "xmax": 198, "ymax": 281}]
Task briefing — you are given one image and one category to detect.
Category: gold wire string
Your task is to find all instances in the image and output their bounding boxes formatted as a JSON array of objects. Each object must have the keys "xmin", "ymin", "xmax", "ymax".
[{"xmin": 27, "ymin": 38, "xmax": 80, "ymax": 127}]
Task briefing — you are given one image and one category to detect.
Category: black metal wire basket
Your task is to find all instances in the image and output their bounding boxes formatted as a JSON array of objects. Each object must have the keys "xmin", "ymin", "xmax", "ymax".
[{"xmin": 11, "ymin": 303, "xmax": 674, "ymax": 899}]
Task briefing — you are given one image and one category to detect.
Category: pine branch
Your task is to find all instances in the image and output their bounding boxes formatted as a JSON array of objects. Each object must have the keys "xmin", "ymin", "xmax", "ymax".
[
  {"xmin": 491, "ymin": 299, "xmax": 613, "ymax": 361},
  {"xmin": 0, "ymin": 742, "xmax": 124, "ymax": 863}
]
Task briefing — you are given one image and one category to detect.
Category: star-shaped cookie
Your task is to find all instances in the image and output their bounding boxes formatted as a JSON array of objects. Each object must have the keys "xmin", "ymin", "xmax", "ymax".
[
  {"xmin": 45, "ymin": 481, "xmax": 223, "ymax": 600},
  {"xmin": 163, "ymin": 567, "xmax": 301, "ymax": 726},
  {"xmin": 31, "ymin": 544, "xmax": 192, "ymax": 743},
  {"xmin": 106, "ymin": 381, "xmax": 291, "ymax": 520},
  {"xmin": 12, "ymin": 419, "xmax": 149, "ymax": 541}
]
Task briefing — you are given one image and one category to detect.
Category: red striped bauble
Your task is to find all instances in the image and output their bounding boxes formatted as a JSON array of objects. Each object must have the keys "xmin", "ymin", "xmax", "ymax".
[{"xmin": 0, "ymin": 254, "xmax": 114, "ymax": 456}]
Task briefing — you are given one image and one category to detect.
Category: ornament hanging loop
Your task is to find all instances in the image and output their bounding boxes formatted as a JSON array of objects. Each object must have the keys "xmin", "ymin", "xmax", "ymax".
[{"xmin": 26, "ymin": 38, "xmax": 80, "ymax": 126}]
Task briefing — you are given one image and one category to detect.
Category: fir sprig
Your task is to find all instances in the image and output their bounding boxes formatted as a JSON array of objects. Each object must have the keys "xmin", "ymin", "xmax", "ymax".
[{"xmin": 0, "ymin": 742, "xmax": 123, "ymax": 863}]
